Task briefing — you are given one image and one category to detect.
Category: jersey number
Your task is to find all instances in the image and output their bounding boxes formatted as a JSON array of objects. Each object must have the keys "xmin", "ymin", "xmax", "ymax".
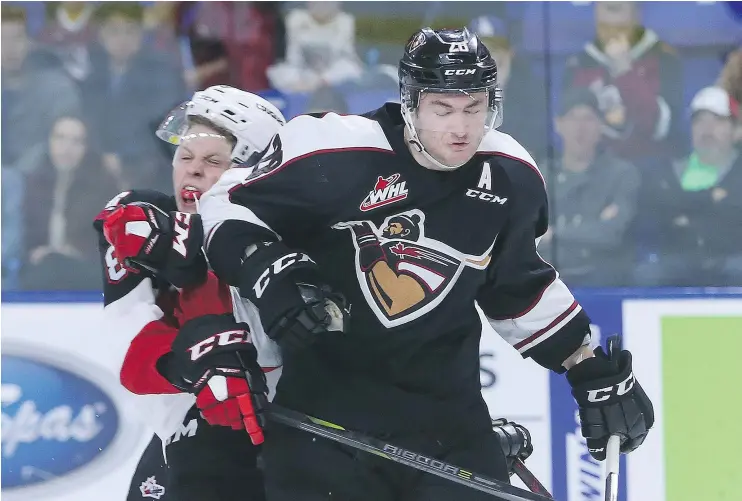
[{"xmin": 105, "ymin": 246, "xmax": 128, "ymax": 282}]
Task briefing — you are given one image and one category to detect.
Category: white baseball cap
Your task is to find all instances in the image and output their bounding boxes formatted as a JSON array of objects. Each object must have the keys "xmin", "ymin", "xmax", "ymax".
[{"xmin": 690, "ymin": 86, "xmax": 739, "ymax": 118}]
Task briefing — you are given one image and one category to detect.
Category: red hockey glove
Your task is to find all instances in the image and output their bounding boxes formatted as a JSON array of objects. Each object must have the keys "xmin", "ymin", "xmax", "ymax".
[
  {"xmin": 157, "ymin": 314, "xmax": 269, "ymax": 445},
  {"xmin": 100, "ymin": 202, "xmax": 207, "ymax": 287}
]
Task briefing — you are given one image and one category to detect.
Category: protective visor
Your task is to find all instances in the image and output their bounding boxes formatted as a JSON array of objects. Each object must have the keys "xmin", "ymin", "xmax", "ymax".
[
  {"xmin": 155, "ymin": 101, "xmax": 192, "ymax": 146},
  {"xmin": 403, "ymin": 87, "xmax": 503, "ymax": 135}
]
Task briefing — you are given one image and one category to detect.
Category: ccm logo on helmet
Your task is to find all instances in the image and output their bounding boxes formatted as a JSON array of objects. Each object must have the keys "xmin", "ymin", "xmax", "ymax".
[
  {"xmin": 188, "ymin": 329, "xmax": 250, "ymax": 361},
  {"xmin": 586, "ymin": 372, "xmax": 635, "ymax": 403},
  {"xmin": 253, "ymin": 253, "xmax": 316, "ymax": 299},
  {"xmin": 444, "ymin": 69, "xmax": 476, "ymax": 76}
]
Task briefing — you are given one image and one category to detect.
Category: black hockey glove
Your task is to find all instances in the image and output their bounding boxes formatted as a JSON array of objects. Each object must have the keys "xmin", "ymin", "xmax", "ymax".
[
  {"xmin": 238, "ymin": 241, "xmax": 350, "ymax": 351},
  {"xmin": 491, "ymin": 418, "xmax": 533, "ymax": 475},
  {"xmin": 100, "ymin": 201, "xmax": 207, "ymax": 288},
  {"xmin": 566, "ymin": 339, "xmax": 654, "ymax": 461},
  {"xmin": 157, "ymin": 314, "xmax": 269, "ymax": 445}
]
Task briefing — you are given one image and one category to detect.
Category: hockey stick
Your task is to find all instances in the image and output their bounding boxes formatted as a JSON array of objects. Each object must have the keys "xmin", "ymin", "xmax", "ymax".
[
  {"xmin": 266, "ymin": 403, "xmax": 555, "ymax": 501},
  {"xmin": 604, "ymin": 435, "xmax": 621, "ymax": 501},
  {"xmin": 512, "ymin": 459, "xmax": 553, "ymax": 499},
  {"xmin": 604, "ymin": 335, "xmax": 622, "ymax": 501}
]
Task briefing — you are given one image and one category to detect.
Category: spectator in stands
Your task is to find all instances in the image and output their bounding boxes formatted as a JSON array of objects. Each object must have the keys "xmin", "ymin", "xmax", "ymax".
[
  {"xmin": 17, "ymin": 114, "xmax": 119, "ymax": 290},
  {"xmin": 38, "ymin": 2, "xmax": 96, "ymax": 84},
  {"xmin": 637, "ymin": 86, "xmax": 742, "ymax": 286},
  {"xmin": 468, "ymin": 15, "xmax": 548, "ymax": 158},
  {"xmin": 83, "ymin": 2, "xmax": 185, "ymax": 192},
  {"xmin": 154, "ymin": 2, "xmax": 284, "ymax": 92},
  {"xmin": 718, "ymin": 46, "xmax": 742, "ymax": 105},
  {"xmin": 267, "ymin": 1, "xmax": 363, "ymax": 94},
  {"xmin": 305, "ymin": 85, "xmax": 349, "ymax": 114},
  {"xmin": 538, "ymin": 88, "xmax": 640, "ymax": 287},
  {"xmin": 563, "ymin": 1, "xmax": 683, "ymax": 164},
  {"xmin": 1, "ymin": 5, "xmax": 81, "ymax": 170}
]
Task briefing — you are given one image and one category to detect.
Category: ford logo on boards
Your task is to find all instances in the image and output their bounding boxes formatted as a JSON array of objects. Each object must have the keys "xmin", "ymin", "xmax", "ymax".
[{"xmin": 1, "ymin": 351, "xmax": 120, "ymax": 490}]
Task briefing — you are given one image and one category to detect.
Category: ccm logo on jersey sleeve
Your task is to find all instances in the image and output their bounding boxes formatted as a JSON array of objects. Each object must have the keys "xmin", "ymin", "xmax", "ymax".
[
  {"xmin": 253, "ymin": 252, "xmax": 316, "ymax": 298},
  {"xmin": 586, "ymin": 372, "xmax": 635, "ymax": 403},
  {"xmin": 465, "ymin": 189, "xmax": 508, "ymax": 204},
  {"xmin": 188, "ymin": 329, "xmax": 251, "ymax": 361}
]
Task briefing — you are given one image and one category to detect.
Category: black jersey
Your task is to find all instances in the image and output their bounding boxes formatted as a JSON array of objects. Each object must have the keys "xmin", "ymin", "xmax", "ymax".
[{"xmin": 200, "ymin": 103, "xmax": 591, "ymax": 434}]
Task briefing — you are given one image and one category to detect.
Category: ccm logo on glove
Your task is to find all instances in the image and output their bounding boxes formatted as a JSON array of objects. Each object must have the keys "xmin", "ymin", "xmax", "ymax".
[
  {"xmin": 586, "ymin": 371, "xmax": 635, "ymax": 403},
  {"xmin": 188, "ymin": 329, "xmax": 251, "ymax": 361},
  {"xmin": 253, "ymin": 252, "xmax": 316, "ymax": 298}
]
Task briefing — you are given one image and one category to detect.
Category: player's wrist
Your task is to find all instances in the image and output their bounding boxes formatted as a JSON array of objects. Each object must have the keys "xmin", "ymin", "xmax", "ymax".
[{"xmin": 562, "ymin": 344, "xmax": 596, "ymax": 371}]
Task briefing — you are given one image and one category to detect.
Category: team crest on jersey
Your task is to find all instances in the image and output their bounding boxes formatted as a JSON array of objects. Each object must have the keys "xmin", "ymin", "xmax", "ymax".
[
  {"xmin": 140, "ymin": 476, "xmax": 165, "ymax": 499},
  {"xmin": 333, "ymin": 209, "xmax": 495, "ymax": 327},
  {"xmin": 359, "ymin": 174, "xmax": 409, "ymax": 212}
]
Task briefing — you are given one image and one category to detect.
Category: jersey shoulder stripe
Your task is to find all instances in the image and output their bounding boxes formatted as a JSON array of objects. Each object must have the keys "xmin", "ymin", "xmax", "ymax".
[
  {"xmin": 241, "ymin": 112, "xmax": 395, "ymax": 186},
  {"xmin": 477, "ymin": 130, "xmax": 544, "ymax": 186}
]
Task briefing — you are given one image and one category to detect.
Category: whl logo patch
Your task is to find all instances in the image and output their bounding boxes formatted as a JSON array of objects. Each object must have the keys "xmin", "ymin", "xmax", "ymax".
[
  {"xmin": 140, "ymin": 475, "xmax": 166, "ymax": 499},
  {"xmin": 360, "ymin": 174, "xmax": 408, "ymax": 212}
]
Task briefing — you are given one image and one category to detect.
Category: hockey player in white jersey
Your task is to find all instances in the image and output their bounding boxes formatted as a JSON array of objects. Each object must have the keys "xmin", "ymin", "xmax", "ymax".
[{"xmin": 93, "ymin": 85, "xmax": 285, "ymax": 501}]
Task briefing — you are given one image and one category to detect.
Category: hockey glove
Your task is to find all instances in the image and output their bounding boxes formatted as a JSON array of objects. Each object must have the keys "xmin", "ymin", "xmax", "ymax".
[
  {"xmin": 566, "ymin": 342, "xmax": 654, "ymax": 461},
  {"xmin": 238, "ymin": 241, "xmax": 350, "ymax": 351},
  {"xmin": 100, "ymin": 202, "xmax": 207, "ymax": 288},
  {"xmin": 491, "ymin": 418, "xmax": 533, "ymax": 475},
  {"xmin": 158, "ymin": 314, "xmax": 269, "ymax": 445}
]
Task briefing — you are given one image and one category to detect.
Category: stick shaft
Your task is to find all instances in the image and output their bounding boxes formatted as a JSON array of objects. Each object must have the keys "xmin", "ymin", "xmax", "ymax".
[
  {"xmin": 604, "ymin": 435, "xmax": 621, "ymax": 501},
  {"xmin": 267, "ymin": 404, "xmax": 553, "ymax": 501},
  {"xmin": 512, "ymin": 459, "xmax": 553, "ymax": 499}
]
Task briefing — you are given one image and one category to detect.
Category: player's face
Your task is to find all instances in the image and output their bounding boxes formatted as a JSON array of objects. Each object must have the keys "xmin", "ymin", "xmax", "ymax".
[
  {"xmin": 415, "ymin": 92, "xmax": 488, "ymax": 168},
  {"xmin": 172, "ymin": 123, "xmax": 233, "ymax": 212},
  {"xmin": 49, "ymin": 117, "xmax": 87, "ymax": 170}
]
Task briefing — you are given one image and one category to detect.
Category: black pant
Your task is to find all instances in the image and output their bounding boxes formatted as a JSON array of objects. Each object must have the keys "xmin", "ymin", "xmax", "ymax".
[
  {"xmin": 128, "ymin": 434, "xmax": 169, "ymax": 500},
  {"xmin": 262, "ymin": 424, "xmax": 509, "ymax": 501},
  {"xmin": 127, "ymin": 407, "xmax": 265, "ymax": 501}
]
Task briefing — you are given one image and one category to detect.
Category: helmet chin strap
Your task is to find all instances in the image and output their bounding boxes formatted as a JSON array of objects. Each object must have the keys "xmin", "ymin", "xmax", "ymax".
[{"xmin": 401, "ymin": 107, "xmax": 468, "ymax": 172}]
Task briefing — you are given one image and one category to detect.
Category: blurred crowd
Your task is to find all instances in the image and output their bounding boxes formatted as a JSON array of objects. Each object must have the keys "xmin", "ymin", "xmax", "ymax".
[{"xmin": 1, "ymin": 1, "xmax": 740, "ymax": 291}]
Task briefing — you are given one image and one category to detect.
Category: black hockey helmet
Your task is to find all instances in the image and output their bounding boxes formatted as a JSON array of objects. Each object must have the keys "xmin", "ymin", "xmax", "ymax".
[
  {"xmin": 398, "ymin": 28, "xmax": 504, "ymax": 170},
  {"xmin": 399, "ymin": 27, "xmax": 499, "ymax": 93}
]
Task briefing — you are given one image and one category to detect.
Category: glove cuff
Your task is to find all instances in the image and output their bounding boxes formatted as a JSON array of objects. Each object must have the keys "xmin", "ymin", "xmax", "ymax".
[{"xmin": 565, "ymin": 346, "xmax": 616, "ymax": 386}]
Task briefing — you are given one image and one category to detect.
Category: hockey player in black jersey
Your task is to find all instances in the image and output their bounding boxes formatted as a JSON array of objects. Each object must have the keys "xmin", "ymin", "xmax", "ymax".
[
  {"xmin": 93, "ymin": 86, "xmax": 285, "ymax": 500},
  {"xmin": 198, "ymin": 28, "xmax": 654, "ymax": 501}
]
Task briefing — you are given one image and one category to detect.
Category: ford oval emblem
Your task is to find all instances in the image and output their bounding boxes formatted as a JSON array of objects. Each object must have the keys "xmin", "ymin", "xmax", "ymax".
[{"xmin": 1, "ymin": 352, "xmax": 119, "ymax": 490}]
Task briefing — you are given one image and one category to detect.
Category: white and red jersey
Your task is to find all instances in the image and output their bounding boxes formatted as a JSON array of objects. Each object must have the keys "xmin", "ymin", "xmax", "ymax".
[{"xmin": 94, "ymin": 190, "xmax": 281, "ymax": 440}]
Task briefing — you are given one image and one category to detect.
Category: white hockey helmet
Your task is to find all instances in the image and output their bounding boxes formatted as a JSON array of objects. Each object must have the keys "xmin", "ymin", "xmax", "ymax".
[{"xmin": 156, "ymin": 85, "xmax": 287, "ymax": 167}]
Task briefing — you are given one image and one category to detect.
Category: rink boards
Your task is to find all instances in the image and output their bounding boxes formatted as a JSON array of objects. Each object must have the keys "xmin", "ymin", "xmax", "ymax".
[{"xmin": 2, "ymin": 289, "xmax": 740, "ymax": 501}]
